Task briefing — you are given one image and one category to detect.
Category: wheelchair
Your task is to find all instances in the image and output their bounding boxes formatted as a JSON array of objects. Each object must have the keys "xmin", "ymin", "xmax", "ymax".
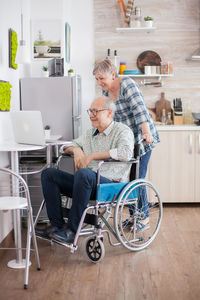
[{"xmin": 35, "ymin": 140, "xmax": 162, "ymax": 263}]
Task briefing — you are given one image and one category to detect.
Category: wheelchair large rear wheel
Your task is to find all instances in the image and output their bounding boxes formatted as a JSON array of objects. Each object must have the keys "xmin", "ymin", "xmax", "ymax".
[{"xmin": 114, "ymin": 179, "xmax": 162, "ymax": 251}]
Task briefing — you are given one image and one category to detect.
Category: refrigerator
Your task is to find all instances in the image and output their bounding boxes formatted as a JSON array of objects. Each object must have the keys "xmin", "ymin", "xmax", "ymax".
[
  {"xmin": 20, "ymin": 75, "xmax": 82, "ymax": 140},
  {"xmin": 19, "ymin": 76, "xmax": 81, "ymax": 222}
]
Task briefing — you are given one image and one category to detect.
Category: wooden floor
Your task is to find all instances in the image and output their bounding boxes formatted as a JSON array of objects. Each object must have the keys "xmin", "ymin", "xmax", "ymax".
[{"xmin": 0, "ymin": 204, "xmax": 200, "ymax": 300}]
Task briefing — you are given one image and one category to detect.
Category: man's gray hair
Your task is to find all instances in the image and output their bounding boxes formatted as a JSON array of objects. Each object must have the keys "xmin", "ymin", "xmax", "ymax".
[
  {"xmin": 93, "ymin": 59, "xmax": 118, "ymax": 77},
  {"xmin": 103, "ymin": 97, "xmax": 116, "ymax": 117}
]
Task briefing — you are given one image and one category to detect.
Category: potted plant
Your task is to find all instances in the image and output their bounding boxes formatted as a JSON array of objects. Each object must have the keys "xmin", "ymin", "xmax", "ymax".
[
  {"xmin": 144, "ymin": 16, "xmax": 154, "ymax": 28},
  {"xmin": 68, "ymin": 68, "xmax": 75, "ymax": 76},
  {"xmin": 42, "ymin": 65, "xmax": 49, "ymax": 77},
  {"xmin": 44, "ymin": 125, "xmax": 51, "ymax": 139}
]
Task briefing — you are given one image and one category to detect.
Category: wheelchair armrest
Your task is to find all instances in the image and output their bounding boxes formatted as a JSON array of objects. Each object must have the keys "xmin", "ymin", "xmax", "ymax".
[
  {"xmin": 61, "ymin": 153, "xmax": 73, "ymax": 157},
  {"xmin": 96, "ymin": 157, "xmax": 138, "ymax": 184},
  {"xmin": 57, "ymin": 150, "xmax": 140, "ymax": 183},
  {"xmin": 55, "ymin": 153, "xmax": 73, "ymax": 169},
  {"xmin": 102, "ymin": 158, "xmax": 137, "ymax": 163}
]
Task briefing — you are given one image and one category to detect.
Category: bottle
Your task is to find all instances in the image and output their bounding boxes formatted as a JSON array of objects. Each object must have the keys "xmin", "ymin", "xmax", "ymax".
[
  {"xmin": 161, "ymin": 109, "xmax": 166, "ymax": 124},
  {"xmin": 183, "ymin": 101, "xmax": 193, "ymax": 124},
  {"xmin": 106, "ymin": 48, "xmax": 111, "ymax": 60},
  {"xmin": 113, "ymin": 50, "xmax": 120, "ymax": 74},
  {"xmin": 166, "ymin": 111, "xmax": 173, "ymax": 125}
]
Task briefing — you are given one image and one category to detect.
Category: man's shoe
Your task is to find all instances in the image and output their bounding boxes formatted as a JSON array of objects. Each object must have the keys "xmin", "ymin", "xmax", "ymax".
[
  {"xmin": 52, "ymin": 228, "xmax": 75, "ymax": 244},
  {"xmin": 35, "ymin": 224, "xmax": 68, "ymax": 239},
  {"xmin": 130, "ymin": 221, "xmax": 150, "ymax": 233}
]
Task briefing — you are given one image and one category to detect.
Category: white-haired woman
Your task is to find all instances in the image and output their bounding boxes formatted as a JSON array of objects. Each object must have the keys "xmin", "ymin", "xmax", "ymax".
[{"xmin": 93, "ymin": 59, "xmax": 160, "ymax": 231}]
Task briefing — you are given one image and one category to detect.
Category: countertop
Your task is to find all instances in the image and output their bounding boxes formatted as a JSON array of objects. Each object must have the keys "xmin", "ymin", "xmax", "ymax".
[{"xmin": 156, "ymin": 125, "xmax": 200, "ymax": 131}]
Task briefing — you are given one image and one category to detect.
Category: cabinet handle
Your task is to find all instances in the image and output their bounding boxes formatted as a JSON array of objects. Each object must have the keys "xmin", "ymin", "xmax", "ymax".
[
  {"xmin": 198, "ymin": 134, "xmax": 200, "ymax": 154},
  {"xmin": 189, "ymin": 134, "xmax": 192, "ymax": 154}
]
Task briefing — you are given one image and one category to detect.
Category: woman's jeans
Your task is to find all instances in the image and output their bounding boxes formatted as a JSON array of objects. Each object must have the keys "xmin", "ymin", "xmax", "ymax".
[
  {"xmin": 129, "ymin": 150, "xmax": 152, "ymax": 219},
  {"xmin": 41, "ymin": 168, "xmax": 112, "ymax": 233}
]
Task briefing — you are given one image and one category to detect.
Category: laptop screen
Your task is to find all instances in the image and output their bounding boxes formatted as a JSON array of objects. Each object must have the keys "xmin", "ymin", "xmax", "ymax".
[{"xmin": 10, "ymin": 111, "xmax": 46, "ymax": 146}]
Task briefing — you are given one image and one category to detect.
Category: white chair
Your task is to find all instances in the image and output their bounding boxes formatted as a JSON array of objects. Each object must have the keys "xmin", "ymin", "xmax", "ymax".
[{"xmin": 0, "ymin": 167, "xmax": 40, "ymax": 289}]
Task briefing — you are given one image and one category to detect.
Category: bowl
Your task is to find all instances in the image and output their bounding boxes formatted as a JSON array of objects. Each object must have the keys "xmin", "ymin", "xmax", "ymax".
[{"xmin": 192, "ymin": 112, "xmax": 200, "ymax": 120}]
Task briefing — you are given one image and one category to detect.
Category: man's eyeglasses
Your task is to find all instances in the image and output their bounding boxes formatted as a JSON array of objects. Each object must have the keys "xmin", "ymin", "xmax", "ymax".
[{"xmin": 87, "ymin": 109, "xmax": 108, "ymax": 116}]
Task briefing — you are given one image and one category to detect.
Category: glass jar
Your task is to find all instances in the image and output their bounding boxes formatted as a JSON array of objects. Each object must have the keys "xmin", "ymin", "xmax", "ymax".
[
  {"xmin": 129, "ymin": 15, "xmax": 142, "ymax": 27},
  {"xmin": 160, "ymin": 62, "xmax": 169, "ymax": 74}
]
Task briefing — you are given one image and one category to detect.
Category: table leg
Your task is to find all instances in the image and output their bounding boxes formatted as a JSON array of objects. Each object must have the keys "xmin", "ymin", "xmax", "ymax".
[
  {"xmin": 46, "ymin": 144, "xmax": 51, "ymax": 167},
  {"xmin": 7, "ymin": 151, "xmax": 30, "ymax": 269}
]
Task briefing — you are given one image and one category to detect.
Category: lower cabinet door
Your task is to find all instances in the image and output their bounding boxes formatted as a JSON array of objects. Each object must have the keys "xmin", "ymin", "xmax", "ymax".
[
  {"xmin": 195, "ymin": 132, "xmax": 200, "ymax": 202},
  {"xmin": 149, "ymin": 131, "xmax": 195, "ymax": 203}
]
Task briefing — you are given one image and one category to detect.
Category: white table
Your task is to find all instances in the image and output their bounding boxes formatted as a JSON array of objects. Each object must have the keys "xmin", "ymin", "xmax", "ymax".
[
  {"xmin": 0, "ymin": 140, "xmax": 71, "ymax": 269},
  {"xmin": 0, "ymin": 142, "xmax": 45, "ymax": 269}
]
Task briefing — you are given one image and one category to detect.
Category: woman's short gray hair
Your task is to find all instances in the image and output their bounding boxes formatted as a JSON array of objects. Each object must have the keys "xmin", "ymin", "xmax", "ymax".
[
  {"xmin": 103, "ymin": 97, "xmax": 116, "ymax": 117},
  {"xmin": 93, "ymin": 59, "xmax": 118, "ymax": 77}
]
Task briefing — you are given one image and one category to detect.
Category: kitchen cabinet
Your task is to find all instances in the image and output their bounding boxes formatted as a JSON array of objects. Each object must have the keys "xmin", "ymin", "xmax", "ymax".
[
  {"xmin": 148, "ymin": 129, "xmax": 200, "ymax": 203},
  {"xmin": 194, "ymin": 132, "xmax": 200, "ymax": 202}
]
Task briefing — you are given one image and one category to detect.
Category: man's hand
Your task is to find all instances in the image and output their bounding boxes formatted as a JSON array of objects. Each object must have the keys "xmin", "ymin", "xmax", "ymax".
[
  {"xmin": 73, "ymin": 148, "xmax": 86, "ymax": 170},
  {"xmin": 76, "ymin": 153, "xmax": 93, "ymax": 169},
  {"xmin": 64, "ymin": 146, "xmax": 110, "ymax": 169}
]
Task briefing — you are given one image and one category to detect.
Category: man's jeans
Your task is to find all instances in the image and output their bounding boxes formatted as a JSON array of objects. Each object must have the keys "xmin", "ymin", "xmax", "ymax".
[
  {"xmin": 41, "ymin": 168, "xmax": 112, "ymax": 233},
  {"xmin": 129, "ymin": 150, "xmax": 152, "ymax": 219}
]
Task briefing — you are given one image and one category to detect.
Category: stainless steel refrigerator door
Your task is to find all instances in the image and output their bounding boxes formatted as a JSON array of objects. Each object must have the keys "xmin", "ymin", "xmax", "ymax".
[
  {"xmin": 71, "ymin": 75, "xmax": 82, "ymax": 139},
  {"xmin": 20, "ymin": 77, "xmax": 73, "ymax": 140}
]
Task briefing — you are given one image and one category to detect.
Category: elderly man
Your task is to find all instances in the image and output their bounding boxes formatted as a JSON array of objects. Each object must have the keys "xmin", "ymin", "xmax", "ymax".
[{"xmin": 36, "ymin": 96, "xmax": 134, "ymax": 244}]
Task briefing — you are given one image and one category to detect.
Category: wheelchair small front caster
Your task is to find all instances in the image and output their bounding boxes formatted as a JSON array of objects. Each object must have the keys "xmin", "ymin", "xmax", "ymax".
[{"xmin": 85, "ymin": 236, "xmax": 105, "ymax": 263}]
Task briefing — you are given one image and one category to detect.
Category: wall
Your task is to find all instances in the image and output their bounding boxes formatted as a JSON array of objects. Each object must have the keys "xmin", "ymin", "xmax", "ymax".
[
  {"xmin": 94, "ymin": 0, "xmax": 200, "ymax": 112},
  {"xmin": 0, "ymin": 0, "xmax": 95, "ymax": 242},
  {"xmin": 30, "ymin": 0, "xmax": 95, "ymax": 131},
  {"xmin": 64, "ymin": 0, "xmax": 95, "ymax": 130},
  {"xmin": 0, "ymin": 0, "xmax": 25, "ymax": 242}
]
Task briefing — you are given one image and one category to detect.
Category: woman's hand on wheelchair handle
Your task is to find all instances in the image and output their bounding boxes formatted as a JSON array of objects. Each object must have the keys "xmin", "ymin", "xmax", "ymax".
[{"xmin": 142, "ymin": 133, "xmax": 154, "ymax": 144}]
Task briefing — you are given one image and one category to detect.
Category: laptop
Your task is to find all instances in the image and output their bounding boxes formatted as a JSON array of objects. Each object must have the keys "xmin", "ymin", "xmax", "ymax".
[{"xmin": 10, "ymin": 111, "xmax": 46, "ymax": 146}]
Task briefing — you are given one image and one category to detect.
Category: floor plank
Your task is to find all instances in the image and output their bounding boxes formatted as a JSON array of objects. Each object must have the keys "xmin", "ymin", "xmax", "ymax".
[{"xmin": 0, "ymin": 204, "xmax": 200, "ymax": 300}]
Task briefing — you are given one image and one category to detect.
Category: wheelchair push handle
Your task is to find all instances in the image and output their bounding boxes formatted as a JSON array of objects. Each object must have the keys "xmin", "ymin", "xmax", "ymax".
[{"xmin": 138, "ymin": 138, "xmax": 143, "ymax": 145}]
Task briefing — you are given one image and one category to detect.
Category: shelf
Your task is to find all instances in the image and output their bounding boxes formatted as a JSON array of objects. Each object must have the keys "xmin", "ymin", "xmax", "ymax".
[
  {"xmin": 116, "ymin": 27, "xmax": 156, "ymax": 33},
  {"xmin": 118, "ymin": 74, "xmax": 174, "ymax": 78},
  {"xmin": 119, "ymin": 74, "xmax": 174, "ymax": 88},
  {"xmin": 96, "ymin": 28, "xmax": 199, "ymax": 34}
]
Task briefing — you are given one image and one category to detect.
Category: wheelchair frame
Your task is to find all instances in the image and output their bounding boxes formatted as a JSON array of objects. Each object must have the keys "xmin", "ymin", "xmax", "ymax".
[{"xmin": 35, "ymin": 141, "xmax": 163, "ymax": 262}]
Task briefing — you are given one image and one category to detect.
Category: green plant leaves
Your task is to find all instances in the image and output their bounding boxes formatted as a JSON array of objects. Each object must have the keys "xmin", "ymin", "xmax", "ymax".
[{"xmin": 0, "ymin": 82, "xmax": 12, "ymax": 111}]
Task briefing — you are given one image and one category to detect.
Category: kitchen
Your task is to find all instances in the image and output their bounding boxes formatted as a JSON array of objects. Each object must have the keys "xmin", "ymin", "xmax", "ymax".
[
  {"xmin": 94, "ymin": 0, "xmax": 200, "ymax": 204},
  {"xmin": 0, "ymin": 0, "xmax": 200, "ymax": 299}
]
